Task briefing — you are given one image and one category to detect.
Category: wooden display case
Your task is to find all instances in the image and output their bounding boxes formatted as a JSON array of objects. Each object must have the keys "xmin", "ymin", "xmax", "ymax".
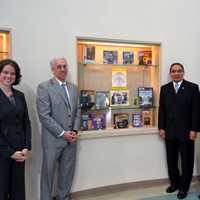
[
  {"xmin": 0, "ymin": 30, "xmax": 11, "ymax": 60},
  {"xmin": 77, "ymin": 37, "xmax": 160, "ymax": 133}
]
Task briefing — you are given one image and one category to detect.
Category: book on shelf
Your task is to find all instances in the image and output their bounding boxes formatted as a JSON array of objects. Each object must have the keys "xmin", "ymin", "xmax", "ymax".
[
  {"xmin": 113, "ymin": 113, "xmax": 129, "ymax": 129},
  {"xmin": 138, "ymin": 87, "xmax": 153, "ymax": 108},
  {"xmin": 80, "ymin": 90, "xmax": 95, "ymax": 110},
  {"xmin": 132, "ymin": 112, "xmax": 142, "ymax": 127},
  {"xmin": 83, "ymin": 45, "xmax": 95, "ymax": 64},
  {"xmin": 81, "ymin": 112, "xmax": 106, "ymax": 130},
  {"xmin": 81, "ymin": 113, "xmax": 90, "ymax": 131},
  {"xmin": 89, "ymin": 112, "xmax": 106, "ymax": 130},
  {"xmin": 110, "ymin": 89, "xmax": 130, "ymax": 106},
  {"xmin": 141, "ymin": 110, "xmax": 153, "ymax": 127},
  {"xmin": 112, "ymin": 68, "xmax": 127, "ymax": 88},
  {"xmin": 123, "ymin": 51, "xmax": 134, "ymax": 64},
  {"xmin": 138, "ymin": 50, "xmax": 152, "ymax": 65},
  {"xmin": 103, "ymin": 50, "xmax": 118, "ymax": 64},
  {"xmin": 95, "ymin": 91, "xmax": 110, "ymax": 109}
]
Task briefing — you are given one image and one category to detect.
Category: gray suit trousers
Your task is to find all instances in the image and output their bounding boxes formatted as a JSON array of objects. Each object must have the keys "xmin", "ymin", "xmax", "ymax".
[{"xmin": 40, "ymin": 142, "xmax": 76, "ymax": 200}]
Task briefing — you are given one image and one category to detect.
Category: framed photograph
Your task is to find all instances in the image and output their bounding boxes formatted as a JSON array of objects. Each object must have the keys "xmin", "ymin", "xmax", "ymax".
[
  {"xmin": 81, "ymin": 113, "xmax": 89, "ymax": 131},
  {"xmin": 89, "ymin": 112, "xmax": 106, "ymax": 130},
  {"xmin": 132, "ymin": 112, "xmax": 142, "ymax": 127},
  {"xmin": 123, "ymin": 51, "xmax": 134, "ymax": 64},
  {"xmin": 103, "ymin": 50, "xmax": 118, "ymax": 64},
  {"xmin": 141, "ymin": 110, "xmax": 153, "ymax": 127},
  {"xmin": 138, "ymin": 87, "xmax": 153, "ymax": 108},
  {"xmin": 83, "ymin": 45, "xmax": 95, "ymax": 64},
  {"xmin": 113, "ymin": 113, "xmax": 129, "ymax": 129},
  {"xmin": 80, "ymin": 90, "xmax": 95, "ymax": 110},
  {"xmin": 110, "ymin": 90, "xmax": 130, "ymax": 106},
  {"xmin": 138, "ymin": 50, "xmax": 152, "ymax": 65},
  {"xmin": 95, "ymin": 91, "xmax": 110, "ymax": 109}
]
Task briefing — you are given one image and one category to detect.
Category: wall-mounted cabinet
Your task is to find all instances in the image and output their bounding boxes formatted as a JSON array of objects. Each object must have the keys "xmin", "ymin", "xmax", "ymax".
[
  {"xmin": 77, "ymin": 38, "xmax": 160, "ymax": 133},
  {"xmin": 0, "ymin": 30, "xmax": 11, "ymax": 60}
]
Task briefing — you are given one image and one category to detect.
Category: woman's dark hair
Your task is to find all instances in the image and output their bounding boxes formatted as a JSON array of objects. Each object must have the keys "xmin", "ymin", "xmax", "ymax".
[
  {"xmin": 170, "ymin": 62, "xmax": 185, "ymax": 73},
  {"xmin": 0, "ymin": 59, "xmax": 22, "ymax": 85}
]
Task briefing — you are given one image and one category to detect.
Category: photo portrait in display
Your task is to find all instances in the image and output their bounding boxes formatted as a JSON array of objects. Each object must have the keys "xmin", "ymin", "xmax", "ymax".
[{"xmin": 110, "ymin": 90, "xmax": 129, "ymax": 106}]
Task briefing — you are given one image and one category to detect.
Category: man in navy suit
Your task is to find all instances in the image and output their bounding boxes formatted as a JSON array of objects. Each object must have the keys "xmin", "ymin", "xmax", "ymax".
[{"xmin": 158, "ymin": 63, "xmax": 200, "ymax": 199}]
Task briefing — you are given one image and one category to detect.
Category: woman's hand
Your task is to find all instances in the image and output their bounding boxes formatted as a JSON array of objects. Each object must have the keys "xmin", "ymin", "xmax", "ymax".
[
  {"xmin": 11, "ymin": 149, "xmax": 30, "ymax": 162},
  {"xmin": 11, "ymin": 151, "xmax": 26, "ymax": 162},
  {"xmin": 21, "ymin": 148, "xmax": 29, "ymax": 159}
]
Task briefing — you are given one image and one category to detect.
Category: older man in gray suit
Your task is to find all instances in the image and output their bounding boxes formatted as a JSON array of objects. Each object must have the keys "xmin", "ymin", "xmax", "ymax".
[{"xmin": 37, "ymin": 57, "xmax": 80, "ymax": 200}]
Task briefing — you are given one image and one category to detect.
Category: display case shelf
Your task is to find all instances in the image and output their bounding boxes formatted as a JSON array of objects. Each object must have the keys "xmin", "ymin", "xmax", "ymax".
[
  {"xmin": 79, "ymin": 127, "xmax": 158, "ymax": 139},
  {"xmin": 82, "ymin": 106, "xmax": 158, "ymax": 111},
  {"xmin": 78, "ymin": 63, "xmax": 159, "ymax": 68}
]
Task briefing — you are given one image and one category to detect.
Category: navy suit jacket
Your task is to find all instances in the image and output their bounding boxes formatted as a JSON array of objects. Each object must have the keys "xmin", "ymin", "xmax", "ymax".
[
  {"xmin": 0, "ymin": 88, "xmax": 31, "ymax": 159},
  {"xmin": 158, "ymin": 80, "xmax": 200, "ymax": 141}
]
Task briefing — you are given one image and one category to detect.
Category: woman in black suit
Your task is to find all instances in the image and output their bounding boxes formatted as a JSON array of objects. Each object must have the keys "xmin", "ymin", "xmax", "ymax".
[{"xmin": 0, "ymin": 59, "xmax": 31, "ymax": 200}]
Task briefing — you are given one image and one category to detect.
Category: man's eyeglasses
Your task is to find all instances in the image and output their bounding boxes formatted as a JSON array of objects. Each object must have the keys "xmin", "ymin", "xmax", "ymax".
[
  {"xmin": 56, "ymin": 64, "xmax": 67, "ymax": 69},
  {"xmin": 170, "ymin": 70, "xmax": 183, "ymax": 73}
]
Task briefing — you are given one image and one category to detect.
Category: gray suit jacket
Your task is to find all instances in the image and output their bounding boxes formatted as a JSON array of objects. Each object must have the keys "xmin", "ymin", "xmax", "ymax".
[{"xmin": 36, "ymin": 78, "xmax": 80, "ymax": 148}]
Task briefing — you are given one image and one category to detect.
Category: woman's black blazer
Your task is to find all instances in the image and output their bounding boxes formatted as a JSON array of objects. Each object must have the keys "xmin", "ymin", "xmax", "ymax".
[{"xmin": 0, "ymin": 88, "xmax": 31, "ymax": 159}]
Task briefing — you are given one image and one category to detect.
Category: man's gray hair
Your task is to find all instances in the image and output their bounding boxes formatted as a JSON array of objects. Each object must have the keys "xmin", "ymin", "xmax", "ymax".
[{"xmin": 50, "ymin": 57, "xmax": 68, "ymax": 69}]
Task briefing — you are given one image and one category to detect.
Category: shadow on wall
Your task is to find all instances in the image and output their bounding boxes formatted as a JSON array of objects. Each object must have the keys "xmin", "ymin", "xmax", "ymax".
[
  {"xmin": 17, "ymin": 83, "xmax": 42, "ymax": 200},
  {"xmin": 195, "ymin": 137, "xmax": 200, "ymax": 176}
]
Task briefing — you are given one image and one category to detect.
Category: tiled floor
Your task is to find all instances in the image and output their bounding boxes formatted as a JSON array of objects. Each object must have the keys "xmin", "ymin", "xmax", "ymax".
[{"xmin": 73, "ymin": 181, "xmax": 200, "ymax": 200}]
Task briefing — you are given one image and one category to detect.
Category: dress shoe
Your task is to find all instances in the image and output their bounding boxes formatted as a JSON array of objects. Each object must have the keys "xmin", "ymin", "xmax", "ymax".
[
  {"xmin": 177, "ymin": 190, "xmax": 187, "ymax": 199},
  {"xmin": 166, "ymin": 185, "xmax": 178, "ymax": 193}
]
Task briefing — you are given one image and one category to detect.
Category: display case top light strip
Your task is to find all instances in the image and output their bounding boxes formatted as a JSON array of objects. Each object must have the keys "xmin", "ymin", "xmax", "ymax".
[{"xmin": 77, "ymin": 40, "xmax": 153, "ymax": 48}]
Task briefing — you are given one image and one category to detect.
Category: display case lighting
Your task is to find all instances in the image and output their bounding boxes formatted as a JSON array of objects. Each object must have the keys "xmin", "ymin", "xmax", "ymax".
[{"xmin": 77, "ymin": 40, "xmax": 152, "ymax": 48}]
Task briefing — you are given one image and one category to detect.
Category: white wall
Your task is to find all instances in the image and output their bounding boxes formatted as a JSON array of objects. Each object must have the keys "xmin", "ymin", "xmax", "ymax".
[
  {"xmin": 74, "ymin": 133, "xmax": 168, "ymax": 191},
  {"xmin": 1, "ymin": 0, "xmax": 200, "ymax": 87},
  {"xmin": 1, "ymin": 0, "xmax": 200, "ymax": 199}
]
